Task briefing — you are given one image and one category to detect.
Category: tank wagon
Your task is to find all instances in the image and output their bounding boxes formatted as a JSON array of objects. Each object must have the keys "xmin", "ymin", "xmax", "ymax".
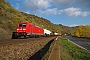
[{"xmin": 12, "ymin": 22, "xmax": 44, "ymax": 38}]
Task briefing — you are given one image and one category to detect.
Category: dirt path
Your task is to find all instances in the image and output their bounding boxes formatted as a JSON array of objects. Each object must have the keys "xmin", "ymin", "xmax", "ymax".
[{"xmin": 48, "ymin": 37, "xmax": 61, "ymax": 60}]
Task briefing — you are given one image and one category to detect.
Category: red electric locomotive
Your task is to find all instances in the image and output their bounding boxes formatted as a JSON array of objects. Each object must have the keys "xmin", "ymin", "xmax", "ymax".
[{"xmin": 12, "ymin": 22, "xmax": 44, "ymax": 38}]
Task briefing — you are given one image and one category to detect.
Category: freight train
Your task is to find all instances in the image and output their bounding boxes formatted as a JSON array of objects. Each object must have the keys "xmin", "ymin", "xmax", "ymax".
[{"xmin": 12, "ymin": 22, "xmax": 52, "ymax": 39}]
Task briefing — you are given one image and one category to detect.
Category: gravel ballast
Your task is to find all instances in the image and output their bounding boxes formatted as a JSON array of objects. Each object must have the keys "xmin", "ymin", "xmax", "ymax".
[{"xmin": 0, "ymin": 37, "xmax": 55, "ymax": 60}]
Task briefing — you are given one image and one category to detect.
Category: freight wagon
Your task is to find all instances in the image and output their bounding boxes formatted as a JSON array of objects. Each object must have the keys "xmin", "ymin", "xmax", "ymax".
[
  {"xmin": 44, "ymin": 29, "xmax": 51, "ymax": 37},
  {"xmin": 12, "ymin": 22, "xmax": 44, "ymax": 39}
]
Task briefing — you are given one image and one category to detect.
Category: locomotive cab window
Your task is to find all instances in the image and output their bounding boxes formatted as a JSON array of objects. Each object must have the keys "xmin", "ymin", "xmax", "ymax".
[
  {"xmin": 18, "ymin": 24, "xmax": 26, "ymax": 27},
  {"xmin": 23, "ymin": 24, "xmax": 26, "ymax": 27}
]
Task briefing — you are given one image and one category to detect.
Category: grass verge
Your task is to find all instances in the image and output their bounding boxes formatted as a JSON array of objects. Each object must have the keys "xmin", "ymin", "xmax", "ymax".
[{"xmin": 59, "ymin": 36, "xmax": 90, "ymax": 60}]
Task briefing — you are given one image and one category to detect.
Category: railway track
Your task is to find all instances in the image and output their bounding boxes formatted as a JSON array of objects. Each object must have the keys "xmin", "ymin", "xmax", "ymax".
[
  {"xmin": 0, "ymin": 37, "xmax": 55, "ymax": 45},
  {"xmin": 0, "ymin": 36, "xmax": 56, "ymax": 60}
]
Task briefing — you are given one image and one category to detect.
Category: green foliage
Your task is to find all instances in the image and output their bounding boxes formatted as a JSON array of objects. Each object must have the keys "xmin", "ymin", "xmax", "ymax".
[
  {"xmin": 0, "ymin": 7, "xmax": 3, "ymax": 15},
  {"xmin": 59, "ymin": 36, "xmax": 90, "ymax": 60},
  {"xmin": 7, "ymin": 20, "xmax": 15, "ymax": 30},
  {"xmin": 0, "ymin": 28, "xmax": 8, "ymax": 34}
]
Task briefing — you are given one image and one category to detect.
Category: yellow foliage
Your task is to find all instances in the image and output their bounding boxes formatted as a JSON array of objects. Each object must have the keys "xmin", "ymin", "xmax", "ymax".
[
  {"xmin": 74, "ymin": 25, "xmax": 90, "ymax": 38},
  {"xmin": 74, "ymin": 25, "xmax": 83, "ymax": 37}
]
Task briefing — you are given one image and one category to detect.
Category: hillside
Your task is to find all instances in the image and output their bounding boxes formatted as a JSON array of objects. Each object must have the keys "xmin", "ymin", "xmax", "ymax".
[{"xmin": 0, "ymin": 0, "xmax": 74, "ymax": 39}]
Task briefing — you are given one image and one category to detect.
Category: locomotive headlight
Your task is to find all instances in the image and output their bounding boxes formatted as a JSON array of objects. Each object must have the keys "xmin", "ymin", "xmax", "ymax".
[
  {"xmin": 17, "ymin": 29, "xmax": 19, "ymax": 30},
  {"xmin": 23, "ymin": 29, "xmax": 26, "ymax": 30}
]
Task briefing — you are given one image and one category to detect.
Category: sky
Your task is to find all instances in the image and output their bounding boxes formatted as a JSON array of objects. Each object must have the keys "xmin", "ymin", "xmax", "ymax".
[{"xmin": 5, "ymin": 0, "xmax": 90, "ymax": 27}]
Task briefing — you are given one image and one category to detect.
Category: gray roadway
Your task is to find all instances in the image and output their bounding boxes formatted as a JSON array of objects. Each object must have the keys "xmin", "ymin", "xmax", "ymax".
[{"xmin": 66, "ymin": 36, "xmax": 90, "ymax": 52}]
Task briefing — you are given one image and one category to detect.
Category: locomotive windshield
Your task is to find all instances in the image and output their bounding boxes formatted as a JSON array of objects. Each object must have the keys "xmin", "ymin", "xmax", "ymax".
[{"xmin": 18, "ymin": 24, "xmax": 26, "ymax": 27}]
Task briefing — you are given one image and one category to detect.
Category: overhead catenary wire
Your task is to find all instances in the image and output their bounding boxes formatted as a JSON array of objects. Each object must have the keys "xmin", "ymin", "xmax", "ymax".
[{"xmin": 29, "ymin": 0, "xmax": 38, "ymax": 9}]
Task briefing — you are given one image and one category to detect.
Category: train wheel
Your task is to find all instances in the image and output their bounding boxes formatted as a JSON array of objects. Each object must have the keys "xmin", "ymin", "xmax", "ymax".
[
  {"xmin": 24, "ymin": 35, "xmax": 27, "ymax": 38},
  {"xmin": 12, "ymin": 32, "xmax": 18, "ymax": 39},
  {"xmin": 29, "ymin": 35, "xmax": 33, "ymax": 38}
]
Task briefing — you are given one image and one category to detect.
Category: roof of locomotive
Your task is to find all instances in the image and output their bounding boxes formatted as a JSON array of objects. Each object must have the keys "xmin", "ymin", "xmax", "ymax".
[
  {"xmin": 18, "ymin": 22, "xmax": 43, "ymax": 29},
  {"xmin": 18, "ymin": 22, "xmax": 32, "ymax": 25}
]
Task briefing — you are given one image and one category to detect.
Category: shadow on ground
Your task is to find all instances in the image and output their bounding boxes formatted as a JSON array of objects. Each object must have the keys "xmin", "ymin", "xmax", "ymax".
[{"xmin": 28, "ymin": 39, "xmax": 54, "ymax": 60}]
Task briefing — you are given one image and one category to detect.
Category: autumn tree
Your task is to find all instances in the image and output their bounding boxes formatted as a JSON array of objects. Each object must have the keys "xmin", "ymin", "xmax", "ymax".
[
  {"xmin": 74, "ymin": 25, "xmax": 83, "ymax": 37},
  {"xmin": 83, "ymin": 25, "xmax": 90, "ymax": 38}
]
